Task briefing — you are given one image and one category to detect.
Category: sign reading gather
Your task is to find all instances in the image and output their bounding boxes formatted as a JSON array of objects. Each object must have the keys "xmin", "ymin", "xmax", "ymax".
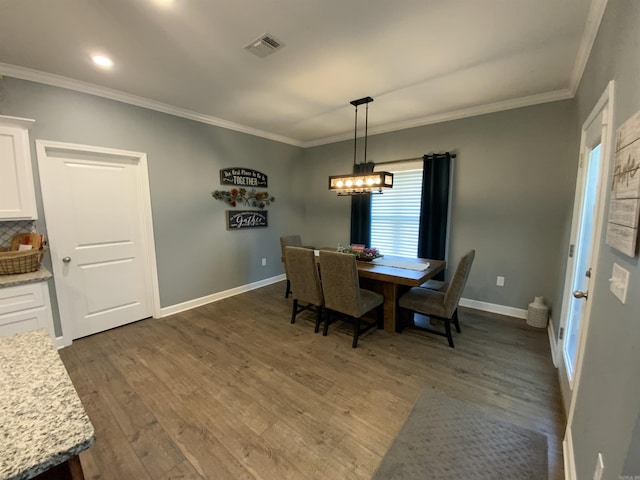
[
  {"xmin": 226, "ymin": 210, "xmax": 268, "ymax": 230},
  {"xmin": 220, "ymin": 168, "xmax": 268, "ymax": 187}
]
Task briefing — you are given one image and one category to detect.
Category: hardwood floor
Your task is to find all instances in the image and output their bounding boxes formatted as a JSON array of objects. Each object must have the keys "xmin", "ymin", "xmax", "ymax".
[{"xmin": 59, "ymin": 281, "xmax": 565, "ymax": 479}]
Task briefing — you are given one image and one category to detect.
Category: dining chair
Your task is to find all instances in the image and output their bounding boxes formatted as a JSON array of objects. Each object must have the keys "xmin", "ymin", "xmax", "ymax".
[
  {"xmin": 318, "ymin": 250, "xmax": 384, "ymax": 348},
  {"xmin": 419, "ymin": 278, "xmax": 447, "ymax": 291},
  {"xmin": 398, "ymin": 250, "xmax": 475, "ymax": 348},
  {"xmin": 280, "ymin": 235, "xmax": 303, "ymax": 298},
  {"xmin": 284, "ymin": 246, "xmax": 324, "ymax": 333}
]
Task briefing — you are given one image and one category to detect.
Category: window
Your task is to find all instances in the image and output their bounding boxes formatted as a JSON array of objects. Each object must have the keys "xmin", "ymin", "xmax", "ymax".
[{"xmin": 370, "ymin": 161, "xmax": 423, "ymax": 258}]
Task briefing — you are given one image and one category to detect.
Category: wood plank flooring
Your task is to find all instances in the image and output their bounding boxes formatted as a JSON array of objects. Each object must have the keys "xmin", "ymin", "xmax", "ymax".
[{"xmin": 59, "ymin": 281, "xmax": 565, "ymax": 479}]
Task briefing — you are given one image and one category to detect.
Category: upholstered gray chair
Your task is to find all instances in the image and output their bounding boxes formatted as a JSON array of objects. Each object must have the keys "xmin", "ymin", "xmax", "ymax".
[
  {"xmin": 398, "ymin": 250, "xmax": 475, "ymax": 348},
  {"xmin": 284, "ymin": 246, "xmax": 324, "ymax": 333},
  {"xmin": 419, "ymin": 278, "xmax": 447, "ymax": 291},
  {"xmin": 280, "ymin": 235, "xmax": 303, "ymax": 298},
  {"xmin": 318, "ymin": 250, "xmax": 384, "ymax": 348}
]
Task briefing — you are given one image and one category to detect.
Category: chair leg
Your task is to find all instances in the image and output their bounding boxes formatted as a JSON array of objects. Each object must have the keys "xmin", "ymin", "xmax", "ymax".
[
  {"xmin": 323, "ymin": 310, "xmax": 330, "ymax": 336},
  {"xmin": 284, "ymin": 279, "xmax": 291, "ymax": 298},
  {"xmin": 396, "ymin": 308, "xmax": 409, "ymax": 333},
  {"xmin": 444, "ymin": 318, "xmax": 455, "ymax": 348},
  {"xmin": 352, "ymin": 316, "xmax": 361, "ymax": 348},
  {"xmin": 314, "ymin": 306, "xmax": 322, "ymax": 333},
  {"xmin": 290, "ymin": 299, "xmax": 298, "ymax": 324},
  {"xmin": 453, "ymin": 308, "xmax": 461, "ymax": 333}
]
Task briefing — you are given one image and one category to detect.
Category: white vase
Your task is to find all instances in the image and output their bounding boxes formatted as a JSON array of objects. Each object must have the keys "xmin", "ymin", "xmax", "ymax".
[{"xmin": 527, "ymin": 296, "xmax": 548, "ymax": 328}]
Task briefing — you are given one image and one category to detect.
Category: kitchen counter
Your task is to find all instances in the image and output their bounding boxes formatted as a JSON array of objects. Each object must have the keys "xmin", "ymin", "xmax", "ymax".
[
  {"xmin": 0, "ymin": 329, "xmax": 94, "ymax": 480},
  {"xmin": 0, "ymin": 267, "xmax": 52, "ymax": 288}
]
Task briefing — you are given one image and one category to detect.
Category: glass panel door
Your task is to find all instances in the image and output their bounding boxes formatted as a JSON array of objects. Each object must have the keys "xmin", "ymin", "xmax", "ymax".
[{"xmin": 564, "ymin": 144, "xmax": 600, "ymax": 380}]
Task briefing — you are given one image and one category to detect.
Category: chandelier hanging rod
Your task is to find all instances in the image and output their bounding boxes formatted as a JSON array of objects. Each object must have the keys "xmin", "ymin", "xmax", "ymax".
[{"xmin": 350, "ymin": 96, "xmax": 373, "ymax": 167}]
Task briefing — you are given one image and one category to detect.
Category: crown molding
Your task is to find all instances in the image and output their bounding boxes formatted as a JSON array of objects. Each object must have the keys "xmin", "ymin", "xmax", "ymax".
[
  {"xmin": 0, "ymin": 62, "xmax": 304, "ymax": 147},
  {"xmin": 1, "ymin": 62, "xmax": 577, "ymax": 150},
  {"xmin": 303, "ymin": 88, "xmax": 574, "ymax": 148},
  {"xmin": 568, "ymin": 0, "xmax": 609, "ymax": 95}
]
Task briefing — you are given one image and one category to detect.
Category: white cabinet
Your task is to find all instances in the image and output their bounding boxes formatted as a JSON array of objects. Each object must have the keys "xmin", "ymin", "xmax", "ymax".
[
  {"xmin": 0, "ymin": 281, "xmax": 54, "ymax": 339},
  {"xmin": 0, "ymin": 115, "xmax": 37, "ymax": 220}
]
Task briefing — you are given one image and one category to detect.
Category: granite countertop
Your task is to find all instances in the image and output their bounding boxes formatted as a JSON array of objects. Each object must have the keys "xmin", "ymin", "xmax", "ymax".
[
  {"xmin": 0, "ymin": 329, "xmax": 95, "ymax": 480},
  {"xmin": 0, "ymin": 267, "xmax": 52, "ymax": 288}
]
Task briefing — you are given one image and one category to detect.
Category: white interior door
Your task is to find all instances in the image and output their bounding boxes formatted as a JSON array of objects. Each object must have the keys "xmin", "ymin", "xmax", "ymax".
[
  {"xmin": 37, "ymin": 141, "xmax": 159, "ymax": 341},
  {"xmin": 557, "ymin": 82, "xmax": 614, "ymax": 415}
]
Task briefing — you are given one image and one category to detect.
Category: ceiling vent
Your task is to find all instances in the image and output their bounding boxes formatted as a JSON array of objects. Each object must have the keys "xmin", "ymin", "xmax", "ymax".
[{"xmin": 244, "ymin": 33, "xmax": 284, "ymax": 58}]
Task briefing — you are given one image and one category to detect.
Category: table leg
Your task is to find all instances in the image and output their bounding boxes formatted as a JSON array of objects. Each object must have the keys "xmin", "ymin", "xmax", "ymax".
[
  {"xmin": 68, "ymin": 455, "xmax": 85, "ymax": 480},
  {"xmin": 360, "ymin": 279, "xmax": 412, "ymax": 333},
  {"xmin": 381, "ymin": 283, "xmax": 398, "ymax": 333}
]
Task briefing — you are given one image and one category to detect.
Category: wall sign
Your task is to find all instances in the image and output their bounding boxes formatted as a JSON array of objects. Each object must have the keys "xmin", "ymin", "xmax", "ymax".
[
  {"xmin": 606, "ymin": 110, "xmax": 640, "ymax": 257},
  {"xmin": 220, "ymin": 168, "xmax": 268, "ymax": 187},
  {"xmin": 226, "ymin": 210, "xmax": 268, "ymax": 230}
]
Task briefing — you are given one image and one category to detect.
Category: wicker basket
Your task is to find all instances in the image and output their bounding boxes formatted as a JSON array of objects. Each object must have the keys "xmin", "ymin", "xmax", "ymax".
[
  {"xmin": 0, "ymin": 248, "xmax": 46, "ymax": 275},
  {"xmin": 10, "ymin": 232, "xmax": 43, "ymax": 251}
]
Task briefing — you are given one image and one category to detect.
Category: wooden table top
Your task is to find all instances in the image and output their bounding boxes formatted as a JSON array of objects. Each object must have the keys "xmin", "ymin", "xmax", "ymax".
[
  {"xmin": 315, "ymin": 249, "xmax": 445, "ymax": 287},
  {"xmin": 355, "ymin": 256, "xmax": 445, "ymax": 287}
]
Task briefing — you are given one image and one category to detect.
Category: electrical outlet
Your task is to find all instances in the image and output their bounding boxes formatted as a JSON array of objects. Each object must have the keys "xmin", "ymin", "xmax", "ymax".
[
  {"xmin": 496, "ymin": 276, "xmax": 505, "ymax": 287},
  {"xmin": 261, "ymin": 258, "xmax": 267, "ymax": 266},
  {"xmin": 593, "ymin": 453, "xmax": 604, "ymax": 480}
]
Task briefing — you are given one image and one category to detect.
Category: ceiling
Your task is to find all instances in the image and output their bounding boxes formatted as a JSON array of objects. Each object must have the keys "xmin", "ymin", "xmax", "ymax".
[{"xmin": 0, "ymin": 0, "xmax": 601, "ymax": 147}]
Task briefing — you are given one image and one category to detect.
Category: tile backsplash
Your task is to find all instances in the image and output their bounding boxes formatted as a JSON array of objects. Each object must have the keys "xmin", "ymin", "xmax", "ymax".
[{"xmin": 0, "ymin": 220, "xmax": 36, "ymax": 247}]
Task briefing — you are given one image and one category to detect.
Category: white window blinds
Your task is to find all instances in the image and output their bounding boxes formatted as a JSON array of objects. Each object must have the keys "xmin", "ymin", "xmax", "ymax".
[{"xmin": 371, "ymin": 161, "xmax": 423, "ymax": 258}]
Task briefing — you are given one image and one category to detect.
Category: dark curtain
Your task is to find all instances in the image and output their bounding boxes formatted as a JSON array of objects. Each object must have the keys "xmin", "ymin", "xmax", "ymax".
[
  {"xmin": 350, "ymin": 162, "xmax": 375, "ymax": 246},
  {"xmin": 418, "ymin": 153, "xmax": 451, "ymax": 279}
]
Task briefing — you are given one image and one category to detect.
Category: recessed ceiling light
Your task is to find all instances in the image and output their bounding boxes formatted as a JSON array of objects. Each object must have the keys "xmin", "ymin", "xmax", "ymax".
[{"xmin": 91, "ymin": 55, "xmax": 113, "ymax": 69}]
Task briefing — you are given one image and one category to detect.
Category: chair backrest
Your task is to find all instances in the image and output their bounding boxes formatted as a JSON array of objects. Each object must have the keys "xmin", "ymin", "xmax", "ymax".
[
  {"xmin": 443, "ymin": 250, "xmax": 475, "ymax": 317},
  {"xmin": 280, "ymin": 235, "xmax": 303, "ymax": 253},
  {"xmin": 280, "ymin": 235, "xmax": 304, "ymax": 278},
  {"xmin": 284, "ymin": 246, "xmax": 323, "ymax": 306},
  {"xmin": 280, "ymin": 234, "xmax": 303, "ymax": 265},
  {"xmin": 318, "ymin": 250, "xmax": 362, "ymax": 318}
]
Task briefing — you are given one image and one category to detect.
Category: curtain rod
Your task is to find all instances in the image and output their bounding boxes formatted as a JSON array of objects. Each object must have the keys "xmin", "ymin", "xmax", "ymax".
[{"xmin": 377, "ymin": 153, "xmax": 457, "ymax": 166}]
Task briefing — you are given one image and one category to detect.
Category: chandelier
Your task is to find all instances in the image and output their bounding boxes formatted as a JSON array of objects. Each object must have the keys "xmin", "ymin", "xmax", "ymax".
[{"xmin": 328, "ymin": 96, "xmax": 393, "ymax": 196}]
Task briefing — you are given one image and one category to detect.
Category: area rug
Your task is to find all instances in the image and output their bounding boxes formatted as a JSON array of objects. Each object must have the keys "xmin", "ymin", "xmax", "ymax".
[{"xmin": 372, "ymin": 388, "xmax": 548, "ymax": 480}]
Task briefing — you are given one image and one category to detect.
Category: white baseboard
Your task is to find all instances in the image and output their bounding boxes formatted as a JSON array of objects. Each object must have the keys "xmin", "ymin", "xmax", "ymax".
[
  {"xmin": 459, "ymin": 297, "xmax": 528, "ymax": 319},
  {"xmin": 159, "ymin": 274, "xmax": 286, "ymax": 317},
  {"xmin": 55, "ymin": 336, "xmax": 70, "ymax": 349},
  {"xmin": 548, "ymin": 317, "xmax": 559, "ymax": 367},
  {"xmin": 563, "ymin": 428, "xmax": 576, "ymax": 480}
]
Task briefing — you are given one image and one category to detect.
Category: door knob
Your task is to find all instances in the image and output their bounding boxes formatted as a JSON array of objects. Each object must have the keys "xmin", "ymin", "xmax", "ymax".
[
  {"xmin": 62, "ymin": 257, "xmax": 71, "ymax": 263},
  {"xmin": 573, "ymin": 290, "xmax": 588, "ymax": 299}
]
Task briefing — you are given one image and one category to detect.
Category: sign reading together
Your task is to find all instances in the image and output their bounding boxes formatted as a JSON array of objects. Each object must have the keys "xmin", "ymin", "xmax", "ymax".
[{"xmin": 220, "ymin": 168, "xmax": 268, "ymax": 188}]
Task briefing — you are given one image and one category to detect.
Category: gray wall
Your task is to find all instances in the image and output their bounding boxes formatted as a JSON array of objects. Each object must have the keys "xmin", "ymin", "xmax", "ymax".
[
  {"xmin": 302, "ymin": 100, "xmax": 578, "ymax": 321},
  {"xmin": 569, "ymin": 0, "xmax": 640, "ymax": 478},
  {"xmin": 0, "ymin": 77, "xmax": 304, "ymax": 335},
  {"xmin": 623, "ymin": 412, "xmax": 640, "ymax": 477}
]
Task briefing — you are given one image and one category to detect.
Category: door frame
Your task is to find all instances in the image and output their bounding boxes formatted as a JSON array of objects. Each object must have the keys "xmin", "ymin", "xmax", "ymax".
[
  {"xmin": 35, "ymin": 140, "xmax": 161, "ymax": 345},
  {"xmin": 560, "ymin": 81, "xmax": 615, "ymax": 479}
]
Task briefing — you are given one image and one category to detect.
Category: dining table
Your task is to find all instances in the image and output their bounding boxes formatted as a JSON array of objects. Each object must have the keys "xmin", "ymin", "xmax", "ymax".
[
  {"xmin": 355, "ymin": 256, "xmax": 445, "ymax": 332},
  {"xmin": 315, "ymin": 249, "xmax": 445, "ymax": 333}
]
